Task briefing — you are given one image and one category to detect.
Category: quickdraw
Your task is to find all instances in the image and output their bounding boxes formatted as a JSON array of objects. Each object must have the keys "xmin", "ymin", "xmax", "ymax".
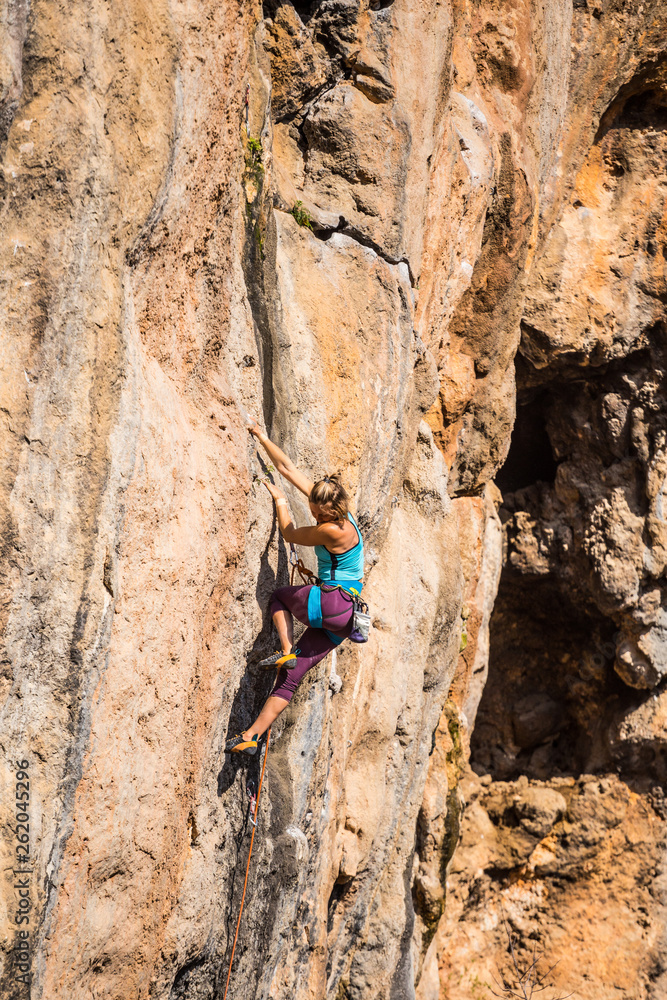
[
  {"xmin": 246, "ymin": 778, "xmax": 258, "ymax": 828},
  {"xmin": 289, "ymin": 542, "xmax": 319, "ymax": 587}
]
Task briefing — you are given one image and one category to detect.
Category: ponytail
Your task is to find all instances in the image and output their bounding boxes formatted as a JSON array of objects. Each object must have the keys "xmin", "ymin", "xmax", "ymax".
[{"xmin": 309, "ymin": 473, "xmax": 350, "ymax": 521}]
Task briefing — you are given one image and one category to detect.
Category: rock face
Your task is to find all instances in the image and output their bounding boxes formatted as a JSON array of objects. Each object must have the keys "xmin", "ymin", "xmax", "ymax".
[
  {"xmin": 422, "ymin": 770, "xmax": 667, "ymax": 1000},
  {"xmin": 0, "ymin": 1, "xmax": 665, "ymax": 1000},
  {"xmin": 429, "ymin": 3, "xmax": 667, "ymax": 998}
]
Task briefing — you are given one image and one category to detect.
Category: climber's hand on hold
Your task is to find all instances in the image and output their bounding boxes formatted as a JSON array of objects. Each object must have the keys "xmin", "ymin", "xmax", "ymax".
[
  {"xmin": 263, "ymin": 479, "xmax": 285, "ymax": 502},
  {"xmin": 246, "ymin": 416, "xmax": 262, "ymax": 437},
  {"xmin": 247, "ymin": 422, "xmax": 314, "ymax": 499}
]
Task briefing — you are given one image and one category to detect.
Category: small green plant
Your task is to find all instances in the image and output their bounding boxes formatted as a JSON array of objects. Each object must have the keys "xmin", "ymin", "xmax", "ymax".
[
  {"xmin": 472, "ymin": 974, "xmax": 493, "ymax": 999},
  {"xmin": 459, "ymin": 604, "xmax": 469, "ymax": 652},
  {"xmin": 244, "ymin": 136, "xmax": 264, "ymax": 197},
  {"xmin": 250, "ymin": 464, "xmax": 276, "ymax": 495},
  {"xmin": 247, "ymin": 136, "xmax": 263, "ymax": 169},
  {"xmin": 291, "ymin": 200, "xmax": 313, "ymax": 231}
]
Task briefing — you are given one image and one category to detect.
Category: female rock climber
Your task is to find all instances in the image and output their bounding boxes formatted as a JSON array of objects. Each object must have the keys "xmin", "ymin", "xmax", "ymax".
[{"xmin": 225, "ymin": 420, "xmax": 364, "ymax": 755}]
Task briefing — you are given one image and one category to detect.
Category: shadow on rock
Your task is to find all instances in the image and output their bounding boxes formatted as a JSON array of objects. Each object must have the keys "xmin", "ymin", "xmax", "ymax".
[{"xmin": 217, "ymin": 516, "xmax": 291, "ymax": 795}]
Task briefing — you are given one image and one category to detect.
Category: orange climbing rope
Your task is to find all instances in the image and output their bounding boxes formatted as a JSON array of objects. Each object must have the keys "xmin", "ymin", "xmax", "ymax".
[{"xmin": 222, "ymin": 726, "xmax": 272, "ymax": 1000}]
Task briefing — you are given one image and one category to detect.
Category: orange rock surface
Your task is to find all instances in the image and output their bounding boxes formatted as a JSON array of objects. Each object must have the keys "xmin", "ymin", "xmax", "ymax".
[{"xmin": 0, "ymin": 1, "xmax": 665, "ymax": 998}]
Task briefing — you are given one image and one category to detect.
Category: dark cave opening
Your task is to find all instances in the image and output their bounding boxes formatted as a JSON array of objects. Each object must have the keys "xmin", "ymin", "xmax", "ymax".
[
  {"xmin": 478, "ymin": 333, "xmax": 667, "ymax": 792},
  {"xmin": 472, "ymin": 570, "xmax": 667, "ymax": 791},
  {"xmin": 615, "ymin": 88, "xmax": 667, "ymax": 132},
  {"xmin": 291, "ymin": 0, "xmax": 316, "ymax": 22},
  {"xmin": 496, "ymin": 393, "xmax": 558, "ymax": 495},
  {"xmin": 263, "ymin": 0, "xmax": 318, "ymax": 23},
  {"xmin": 471, "ymin": 575, "xmax": 619, "ymax": 781}
]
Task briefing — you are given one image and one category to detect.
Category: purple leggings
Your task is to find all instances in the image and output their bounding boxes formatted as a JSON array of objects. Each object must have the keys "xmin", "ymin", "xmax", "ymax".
[{"xmin": 269, "ymin": 584, "xmax": 354, "ymax": 701}]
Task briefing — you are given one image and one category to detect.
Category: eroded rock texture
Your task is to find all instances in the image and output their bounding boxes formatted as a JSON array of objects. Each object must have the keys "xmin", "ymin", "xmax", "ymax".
[
  {"xmin": 422, "ymin": 769, "xmax": 667, "ymax": 1000},
  {"xmin": 0, "ymin": 0, "xmax": 665, "ymax": 999},
  {"xmin": 423, "ymin": 3, "xmax": 667, "ymax": 999}
]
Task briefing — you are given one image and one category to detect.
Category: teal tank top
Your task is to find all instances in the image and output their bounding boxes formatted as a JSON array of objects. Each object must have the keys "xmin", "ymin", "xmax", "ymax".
[{"xmin": 315, "ymin": 513, "xmax": 364, "ymax": 591}]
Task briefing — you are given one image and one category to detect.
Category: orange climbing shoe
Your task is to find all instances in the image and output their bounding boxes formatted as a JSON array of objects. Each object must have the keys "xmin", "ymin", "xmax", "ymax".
[
  {"xmin": 258, "ymin": 649, "xmax": 297, "ymax": 669},
  {"xmin": 225, "ymin": 733, "xmax": 259, "ymax": 755}
]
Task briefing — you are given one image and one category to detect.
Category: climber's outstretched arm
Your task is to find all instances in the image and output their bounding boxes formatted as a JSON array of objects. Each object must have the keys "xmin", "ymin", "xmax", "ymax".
[{"xmin": 248, "ymin": 420, "xmax": 314, "ymax": 498}]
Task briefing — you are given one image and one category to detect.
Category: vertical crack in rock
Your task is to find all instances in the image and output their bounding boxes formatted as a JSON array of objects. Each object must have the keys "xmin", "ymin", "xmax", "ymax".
[{"xmin": 0, "ymin": 0, "xmax": 30, "ymax": 149}]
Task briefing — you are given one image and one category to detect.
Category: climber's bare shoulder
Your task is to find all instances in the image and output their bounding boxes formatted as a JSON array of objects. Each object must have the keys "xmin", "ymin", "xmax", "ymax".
[{"xmin": 282, "ymin": 522, "xmax": 339, "ymax": 548}]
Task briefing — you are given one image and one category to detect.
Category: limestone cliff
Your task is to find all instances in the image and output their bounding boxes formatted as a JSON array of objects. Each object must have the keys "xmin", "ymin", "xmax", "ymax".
[{"xmin": 0, "ymin": 2, "xmax": 665, "ymax": 999}]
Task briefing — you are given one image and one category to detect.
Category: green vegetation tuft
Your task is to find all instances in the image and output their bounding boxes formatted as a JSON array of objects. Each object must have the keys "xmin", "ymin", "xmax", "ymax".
[
  {"xmin": 470, "ymin": 973, "xmax": 492, "ymax": 999},
  {"xmin": 250, "ymin": 464, "xmax": 275, "ymax": 495},
  {"xmin": 247, "ymin": 136, "xmax": 263, "ymax": 172},
  {"xmin": 291, "ymin": 200, "xmax": 314, "ymax": 231}
]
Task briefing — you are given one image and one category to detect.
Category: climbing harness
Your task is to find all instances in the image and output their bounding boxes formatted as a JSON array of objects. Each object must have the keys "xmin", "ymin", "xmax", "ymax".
[
  {"xmin": 222, "ymin": 727, "xmax": 271, "ymax": 1000},
  {"xmin": 318, "ymin": 584, "xmax": 370, "ymax": 644},
  {"xmin": 290, "ymin": 543, "xmax": 371, "ymax": 644}
]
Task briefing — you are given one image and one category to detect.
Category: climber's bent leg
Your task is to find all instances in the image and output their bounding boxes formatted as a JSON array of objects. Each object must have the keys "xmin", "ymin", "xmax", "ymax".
[
  {"xmin": 272, "ymin": 587, "xmax": 353, "ymax": 700},
  {"xmin": 233, "ymin": 590, "xmax": 355, "ymax": 750},
  {"xmin": 269, "ymin": 585, "xmax": 312, "ymax": 627},
  {"xmin": 272, "ymin": 607, "xmax": 293, "ymax": 655},
  {"xmin": 252, "ymin": 587, "xmax": 354, "ymax": 726},
  {"xmin": 260, "ymin": 584, "xmax": 316, "ymax": 666},
  {"xmin": 271, "ymin": 627, "xmax": 336, "ymax": 701},
  {"xmin": 273, "ymin": 587, "xmax": 354, "ymax": 700},
  {"xmin": 242, "ymin": 695, "xmax": 290, "ymax": 741}
]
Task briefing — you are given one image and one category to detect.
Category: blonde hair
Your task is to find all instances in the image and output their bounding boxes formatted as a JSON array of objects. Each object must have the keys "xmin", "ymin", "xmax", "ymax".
[{"xmin": 309, "ymin": 474, "xmax": 350, "ymax": 521}]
